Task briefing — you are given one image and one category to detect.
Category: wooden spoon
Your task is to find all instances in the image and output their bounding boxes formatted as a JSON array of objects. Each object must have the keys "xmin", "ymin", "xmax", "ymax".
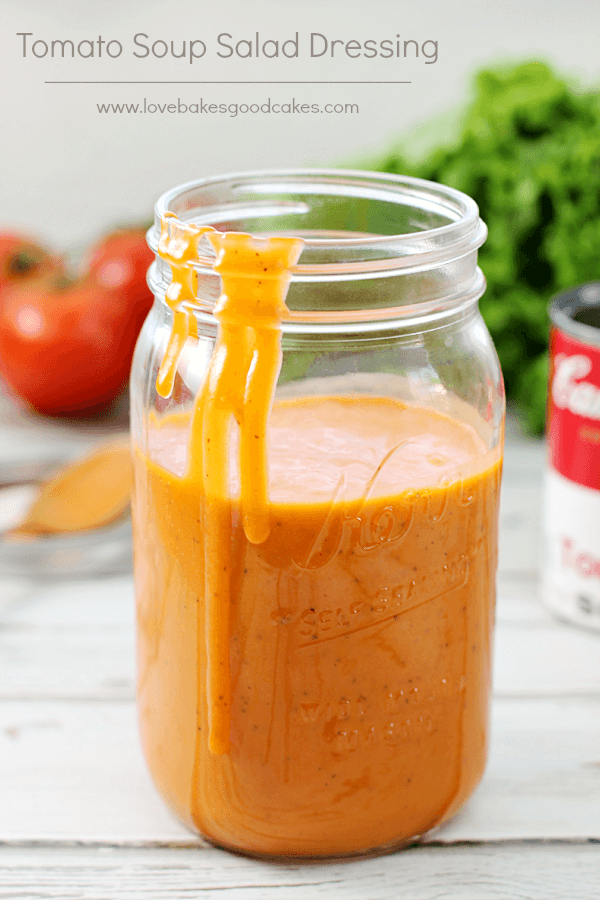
[{"xmin": 7, "ymin": 438, "xmax": 131, "ymax": 537}]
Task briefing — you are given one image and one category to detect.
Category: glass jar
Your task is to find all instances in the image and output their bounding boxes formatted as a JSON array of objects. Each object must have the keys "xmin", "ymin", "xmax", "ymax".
[{"xmin": 131, "ymin": 169, "xmax": 504, "ymax": 858}]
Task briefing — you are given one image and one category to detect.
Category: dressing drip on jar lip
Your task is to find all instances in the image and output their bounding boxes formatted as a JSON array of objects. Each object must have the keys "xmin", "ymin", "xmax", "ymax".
[
  {"xmin": 154, "ymin": 212, "xmax": 304, "ymax": 754},
  {"xmin": 543, "ymin": 281, "xmax": 600, "ymax": 633},
  {"xmin": 146, "ymin": 168, "xmax": 488, "ymax": 329},
  {"xmin": 133, "ymin": 169, "xmax": 504, "ymax": 858}
]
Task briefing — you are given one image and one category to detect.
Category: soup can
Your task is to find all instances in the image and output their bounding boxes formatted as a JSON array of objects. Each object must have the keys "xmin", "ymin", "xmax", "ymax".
[{"xmin": 543, "ymin": 282, "xmax": 600, "ymax": 632}]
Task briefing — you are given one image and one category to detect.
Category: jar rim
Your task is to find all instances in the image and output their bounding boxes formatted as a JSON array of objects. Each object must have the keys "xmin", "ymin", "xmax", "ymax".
[
  {"xmin": 148, "ymin": 168, "xmax": 487, "ymax": 325},
  {"xmin": 150, "ymin": 168, "xmax": 486, "ymax": 276}
]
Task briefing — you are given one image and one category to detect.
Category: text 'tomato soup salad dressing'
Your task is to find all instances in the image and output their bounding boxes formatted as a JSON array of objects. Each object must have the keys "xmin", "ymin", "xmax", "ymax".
[{"xmin": 131, "ymin": 170, "xmax": 505, "ymax": 858}]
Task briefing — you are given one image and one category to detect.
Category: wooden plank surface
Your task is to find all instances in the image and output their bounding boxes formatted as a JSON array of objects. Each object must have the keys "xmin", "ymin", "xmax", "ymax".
[
  {"xmin": 1, "ymin": 696, "xmax": 600, "ymax": 844},
  {"xmin": 0, "ymin": 844, "xmax": 599, "ymax": 900},
  {"xmin": 2, "ymin": 425, "xmax": 600, "ymax": 898},
  {"xmin": 2, "ymin": 576, "xmax": 600, "ymax": 702}
]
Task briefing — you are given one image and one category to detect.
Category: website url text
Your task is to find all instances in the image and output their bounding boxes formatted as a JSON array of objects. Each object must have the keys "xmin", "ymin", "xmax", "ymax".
[{"xmin": 96, "ymin": 97, "xmax": 360, "ymax": 117}]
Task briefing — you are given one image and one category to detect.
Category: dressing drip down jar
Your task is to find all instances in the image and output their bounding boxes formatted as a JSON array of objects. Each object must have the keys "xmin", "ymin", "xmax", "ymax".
[{"xmin": 130, "ymin": 170, "xmax": 504, "ymax": 858}]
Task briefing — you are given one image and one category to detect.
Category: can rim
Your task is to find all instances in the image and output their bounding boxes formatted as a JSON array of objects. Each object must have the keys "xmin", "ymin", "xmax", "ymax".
[{"xmin": 549, "ymin": 282, "xmax": 600, "ymax": 349}]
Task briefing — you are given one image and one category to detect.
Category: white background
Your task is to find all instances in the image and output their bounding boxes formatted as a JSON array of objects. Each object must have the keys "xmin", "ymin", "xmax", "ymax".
[{"xmin": 2, "ymin": 0, "xmax": 599, "ymax": 248}]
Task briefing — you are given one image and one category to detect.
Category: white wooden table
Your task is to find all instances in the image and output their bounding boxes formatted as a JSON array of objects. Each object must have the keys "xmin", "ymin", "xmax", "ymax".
[{"xmin": 1, "ymin": 405, "xmax": 599, "ymax": 899}]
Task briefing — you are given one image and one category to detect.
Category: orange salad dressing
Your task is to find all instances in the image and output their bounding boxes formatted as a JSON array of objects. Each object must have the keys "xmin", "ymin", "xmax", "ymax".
[{"xmin": 132, "ymin": 219, "xmax": 502, "ymax": 856}]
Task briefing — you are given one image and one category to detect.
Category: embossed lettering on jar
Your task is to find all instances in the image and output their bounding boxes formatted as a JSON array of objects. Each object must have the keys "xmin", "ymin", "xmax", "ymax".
[{"xmin": 131, "ymin": 170, "xmax": 505, "ymax": 858}]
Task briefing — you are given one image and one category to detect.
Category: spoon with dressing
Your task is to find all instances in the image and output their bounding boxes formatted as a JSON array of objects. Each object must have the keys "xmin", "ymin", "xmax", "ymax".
[{"xmin": 4, "ymin": 439, "xmax": 131, "ymax": 538}]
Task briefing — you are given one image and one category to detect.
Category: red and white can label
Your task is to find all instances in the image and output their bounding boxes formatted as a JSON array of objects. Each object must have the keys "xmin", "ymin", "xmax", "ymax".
[
  {"xmin": 543, "ymin": 468, "xmax": 600, "ymax": 631},
  {"xmin": 547, "ymin": 327, "xmax": 600, "ymax": 489},
  {"xmin": 544, "ymin": 325, "xmax": 600, "ymax": 631}
]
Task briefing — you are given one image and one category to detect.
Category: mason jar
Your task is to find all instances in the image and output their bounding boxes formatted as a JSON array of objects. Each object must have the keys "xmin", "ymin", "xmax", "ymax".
[{"xmin": 131, "ymin": 169, "xmax": 504, "ymax": 858}]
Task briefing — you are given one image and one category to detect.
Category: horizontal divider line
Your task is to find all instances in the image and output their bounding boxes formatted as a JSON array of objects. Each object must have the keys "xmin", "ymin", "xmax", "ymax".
[{"xmin": 45, "ymin": 80, "xmax": 411, "ymax": 85}]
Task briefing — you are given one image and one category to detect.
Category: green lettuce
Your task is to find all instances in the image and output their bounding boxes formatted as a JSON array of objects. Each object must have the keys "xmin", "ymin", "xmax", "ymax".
[{"xmin": 374, "ymin": 61, "xmax": 600, "ymax": 433}]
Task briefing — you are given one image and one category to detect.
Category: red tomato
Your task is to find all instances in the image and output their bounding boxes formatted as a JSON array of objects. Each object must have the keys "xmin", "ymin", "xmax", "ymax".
[
  {"xmin": 0, "ymin": 227, "xmax": 155, "ymax": 416},
  {"xmin": 0, "ymin": 233, "xmax": 63, "ymax": 288},
  {"xmin": 87, "ymin": 227, "xmax": 154, "ymax": 315}
]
